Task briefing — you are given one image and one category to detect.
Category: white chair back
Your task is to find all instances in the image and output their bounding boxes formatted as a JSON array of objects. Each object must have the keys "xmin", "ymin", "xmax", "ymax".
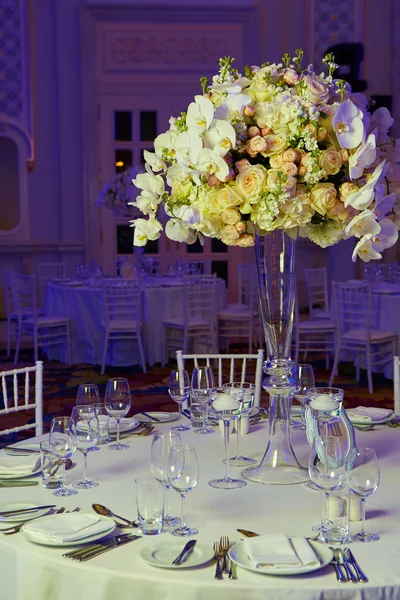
[
  {"xmin": 183, "ymin": 274, "xmax": 217, "ymax": 324},
  {"xmin": 103, "ymin": 278, "xmax": 142, "ymax": 325},
  {"xmin": 304, "ymin": 267, "xmax": 330, "ymax": 319},
  {"xmin": 0, "ymin": 361, "xmax": 43, "ymax": 437},
  {"xmin": 13, "ymin": 273, "xmax": 38, "ymax": 316},
  {"xmin": 332, "ymin": 280, "xmax": 372, "ymax": 336},
  {"xmin": 394, "ymin": 356, "xmax": 400, "ymax": 416},
  {"xmin": 176, "ymin": 349, "xmax": 264, "ymax": 407}
]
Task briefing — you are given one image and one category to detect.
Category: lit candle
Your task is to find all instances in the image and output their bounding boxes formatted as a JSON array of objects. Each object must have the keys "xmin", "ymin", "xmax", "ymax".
[
  {"xmin": 310, "ymin": 394, "xmax": 340, "ymax": 411},
  {"xmin": 212, "ymin": 393, "xmax": 240, "ymax": 411}
]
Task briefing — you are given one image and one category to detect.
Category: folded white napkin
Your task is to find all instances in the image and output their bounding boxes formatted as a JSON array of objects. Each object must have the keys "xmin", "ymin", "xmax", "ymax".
[
  {"xmin": 0, "ymin": 455, "xmax": 39, "ymax": 476},
  {"xmin": 23, "ymin": 513, "xmax": 112, "ymax": 544},
  {"xmin": 244, "ymin": 533, "xmax": 320, "ymax": 569},
  {"xmin": 347, "ymin": 406, "xmax": 394, "ymax": 423}
]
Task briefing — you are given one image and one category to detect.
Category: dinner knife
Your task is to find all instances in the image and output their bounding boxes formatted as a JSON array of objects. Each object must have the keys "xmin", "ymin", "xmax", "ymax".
[
  {"xmin": 62, "ymin": 534, "xmax": 136, "ymax": 559},
  {"xmin": 0, "ymin": 504, "xmax": 56, "ymax": 516},
  {"xmin": 0, "ymin": 480, "xmax": 39, "ymax": 487},
  {"xmin": 172, "ymin": 540, "xmax": 197, "ymax": 565},
  {"xmin": 4, "ymin": 447, "xmax": 41, "ymax": 454},
  {"xmin": 76, "ymin": 535, "xmax": 141, "ymax": 562},
  {"xmin": 344, "ymin": 547, "xmax": 368, "ymax": 583},
  {"xmin": 139, "ymin": 412, "xmax": 161, "ymax": 422}
]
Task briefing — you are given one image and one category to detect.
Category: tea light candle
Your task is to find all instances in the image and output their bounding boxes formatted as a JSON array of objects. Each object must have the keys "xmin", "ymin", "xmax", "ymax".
[
  {"xmin": 310, "ymin": 394, "xmax": 340, "ymax": 411},
  {"xmin": 212, "ymin": 393, "xmax": 240, "ymax": 411}
]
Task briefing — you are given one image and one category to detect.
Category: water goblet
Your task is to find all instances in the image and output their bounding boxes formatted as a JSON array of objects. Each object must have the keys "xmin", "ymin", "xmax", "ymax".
[
  {"xmin": 151, "ymin": 431, "xmax": 182, "ymax": 527},
  {"xmin": 49, "ymin": 416, "xmax": 77, "ymax": 497},
  {"xmin": 76, "ymin": 383, "xmax": 101, "ymax": 451},
  {"xmin": 191, "ymin": 366, "xmax": 215, "ymax": 435},
  {"xmin": 347, "ymin": 447, "xmax": 380, "ymax": 542},
  {"xmin": 168, "ymin": 370, "xmax": 190, "ymax": 432},
  {"xmin": 71, "ymin": 405, "xmax": 100, "ymax": 489},
  {"xmin": 208, "ymin": 387, "xmax": 246, "ymax": 489},
  {"xmin": 292, "ymin": 363, "xmax": 315, "ymax": 430},
  {"xmin": 222, "ymin": 382, "xmax": 257, "ymax": 467},
  {"xmin": 167, "ymin": 445, "xmax": 199, "ymax": 537},
  {"xmin": 104, "ymin": 378, "xmax": 131, "ymax": 450}
]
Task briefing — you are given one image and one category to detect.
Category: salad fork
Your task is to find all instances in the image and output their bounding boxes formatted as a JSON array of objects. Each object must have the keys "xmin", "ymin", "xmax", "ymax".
[
  {"xmin": 213, "ymin": 542, "xmax": 223, "ymax": 580},
  {"xmin": 220, "ymin": 536, "xmax": 230, "ymax": 573}
]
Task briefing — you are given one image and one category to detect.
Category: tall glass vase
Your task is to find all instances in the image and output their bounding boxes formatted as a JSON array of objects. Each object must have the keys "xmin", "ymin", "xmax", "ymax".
[{"xmin": 242, "ymin": 229, "xmax": 308, "ymax": 485}]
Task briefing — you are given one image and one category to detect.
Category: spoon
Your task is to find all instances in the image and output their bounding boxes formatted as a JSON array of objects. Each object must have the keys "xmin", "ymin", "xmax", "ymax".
[
  {"xmin": 48, "ymin": 458, "xmax": 73, "ymax": 477},
  {"xmin": 92, "ymin": 503, "xmax": 138, "ymax": 528}
]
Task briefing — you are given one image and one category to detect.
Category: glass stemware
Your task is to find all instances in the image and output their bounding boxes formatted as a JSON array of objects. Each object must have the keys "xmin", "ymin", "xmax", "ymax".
[
  {"xmin": 104, "ymin": 378, "xmax": 131, "ymax": 450},
  {"xmin": 71, "ymin": 405, "xmax": 100, "ymax": 489},
  {"xmin": 208, "ymin": 387, "xmax": 246, "ymax": 489},
  {"xmin": 347, "ymin": 447, "xmax": 380, "ymax": 542},
  {"xmin": 150, "ymin": 431, "xmax": 182, "ymax": 527},
  {"xmin": 49, "ymin": 416, "xmax": 77, "ymax": 497},
  {"xmin": 76, "ymin": 383, "xmax": 101, "ymax": 451},
  {"xmin": 167, "ymin": 445, "xmax": 199, "ymax": 537},
  {"xmin": 222, "ymin": 382, "xmax": 256, "ymax": 467},
  {"xmin": 168, "ymin": 370, "xmax": 191, "ymax": 432},
  {"xmin": 292, "ymin": 364, "xmax": 315, "ymax": 430},
  {"xmin": 191, "ymin": 366, "xmax": 215, "ymax": 435}
]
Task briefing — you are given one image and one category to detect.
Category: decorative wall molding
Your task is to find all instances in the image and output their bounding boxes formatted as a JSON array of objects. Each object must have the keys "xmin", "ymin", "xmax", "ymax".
[{"xmin": 0, "ymin": 241, "xmax": 84, "ymax": 253}]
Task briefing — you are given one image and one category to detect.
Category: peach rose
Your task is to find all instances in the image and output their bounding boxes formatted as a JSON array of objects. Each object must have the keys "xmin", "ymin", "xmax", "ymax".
[
  {"xmin": 208, "ymin": 174, "xmax": 220, "ymax": 187},
  {"xmin": 260, "ymin": 127, "xmax": 272, "ymax": 136},
  {"xmin": 245, "ymin": 135, "xmax": 268, "ymax": 157},
  {"xmin": 235, "ymin": 158, "xmax": 251, "ymax": 172},
  {"xmin": 247, "ymin": 126, "xmax": 260, "ymax": 139},
  {"xmin": 281, "ymin": 162, "xmax": 298, "ymax": 177},
  {"xmin": 341, "ymin": 149, "xmax": 349, "ymax": 163},
  {"xmin": 236, "ymin": 164, "xmax": 268, "ymax": 199},
  {"xmin": 339, "ymin": 181, "xmax": 358, "ymax": 200},
  {"xmin": 243, "ymin": 105, "xmax": 255, "ymax": 117},
  {"xmin": 265, "ymin": 169, "xmax": 281, "ymax": 190},
  {"xmin": 221, "ymin": 208, "xmax": 241, "ymax": 225},
  {"xmin": 237, "ymin": 234, "xmax": 255, "ymax": 247},
  {"xmin": 283, "ymin": 68, "xmax": 299, "ymax": 86},
  {"xmin": 235, "ymin": 221, "xmax": 246, "ymax": 234},
  {"xmin": 303, "ymin": 75, "xmax": 330, "ymax": 103},
  {"xmin": 282, "ymin": 148, "xmax": 298, "ymax": 163},
  {"xmin": 317, "ymin": 127, "xmax": 327, "ymax": 142},
  {"xmin": 319, "ymin": 147, "xmax": 342, "ymax": 175},
  {"xmin": 263, "ymin": 134, "xmax": 287, "ymax": 157},
  {"xmin": 220, "ymin": 225, "xmax": 240, "ymax": 245},
  {"xmin": 283, "ymin": 175, "xmax": 297, "ymax": 195},
  {"xmin": 298, "ymin": 165, "xmax": 307, "ymax": 177},
  {"xmin": 309, "ymin": 183, "xmax": 337, "ymax": 215},
  {"xmin": 269, "ymin": 153, "xmax": 284, "ymax": 169}
]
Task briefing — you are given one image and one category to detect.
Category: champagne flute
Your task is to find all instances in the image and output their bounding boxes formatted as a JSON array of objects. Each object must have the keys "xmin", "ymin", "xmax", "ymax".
[
  {"xmin": 104, "ymin": 378, "xmax": 131, "ymax": 450},
  {"xmin": 168, "ymin": 370, "xmax": 190, "ymax": 432},
  {"xmin": 151, "ymin": 431, "xmax": 182, "ymax": 526},
  {"xmin": 292, "ymin": 364, "xmax": 315, "ymax": 430},
  {"xmin": 191, "ymin": 366, "xmax": 215, "ymax": 435},
  {"xmin": 167, "ymin": 445, "xmax": 199, "ymax": 537},
  {"xmin": 71, "ymin": 405, "xmax": 100, "ymax": 489},
  {"xmin": 208, "ymin": 387, "xmax": 246, "ymax": 489},
  {"xmin": 347, "ymin": 447, "xmax": 380, "ymax": 542},
  {"xmin": 76, "ymin": 383, "xmax": 101, "ymax": 451},
  {"xmin": 222, "ymin": 382, "xmax": 256, "ymax": 467},
  {"xmin": 49, "ymin": 417, "xmax": 77, "ymax": 497}
]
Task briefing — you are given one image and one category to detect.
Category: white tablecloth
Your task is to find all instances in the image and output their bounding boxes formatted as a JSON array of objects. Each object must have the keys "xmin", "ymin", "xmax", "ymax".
[
  {"xmin": 44, "ymin": 279, "xmax": 227, "ymax": 366},
  {"xmin": 1, "ymin": 418, "xmax": 400, "ymax": 599}
]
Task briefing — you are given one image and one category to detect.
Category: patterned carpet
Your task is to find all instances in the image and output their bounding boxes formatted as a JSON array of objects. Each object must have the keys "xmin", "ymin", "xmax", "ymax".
[{"xmin": 0, "ymin": 348, "xmax": 395, "ymax": 448}]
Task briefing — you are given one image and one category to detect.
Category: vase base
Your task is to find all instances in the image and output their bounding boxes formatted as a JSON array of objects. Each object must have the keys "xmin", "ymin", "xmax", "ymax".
[{"xmin": 241, "ymin": 463, "xmax": 309, "ymax": 485}]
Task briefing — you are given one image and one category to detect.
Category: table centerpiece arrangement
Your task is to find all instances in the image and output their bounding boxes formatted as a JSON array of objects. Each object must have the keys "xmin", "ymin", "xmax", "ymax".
[{"xmin": 130, "ymin": 49, "xmax": 400, "ymax": 484}]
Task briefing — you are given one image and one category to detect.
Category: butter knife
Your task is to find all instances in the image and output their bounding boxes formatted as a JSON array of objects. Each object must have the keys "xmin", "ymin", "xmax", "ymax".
[
  {"xmin": 172, "ymin": 540, "xmax": 197, "ymax": 565},
  {"xmin": 237, "ymin": 529, "xmax": 260, "ymax": 538},
  {"xmin": 76, "ymin": 535, "xmax": 141, "ymax": 561},
  {"xmin": 4, "ymin": 447, "xmax": 40, "ymax": 454}
]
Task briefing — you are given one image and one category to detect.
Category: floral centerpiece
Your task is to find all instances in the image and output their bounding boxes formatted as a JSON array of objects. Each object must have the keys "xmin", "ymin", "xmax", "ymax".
[
  {"xmin": 131, "ymin": 50, "xmax": 399, "ymax": 261},
  {"xmin": 96, "ymin": 167, "xmax": 137, "ymax": 218},
  {"xmin": 130, "ymin": 51, "xmax": 400, "ymax": 485}
]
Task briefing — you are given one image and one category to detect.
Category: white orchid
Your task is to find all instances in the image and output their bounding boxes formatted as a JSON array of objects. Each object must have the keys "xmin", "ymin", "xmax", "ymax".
[
  {"xmin": 214, "ymin": 93, "xmax": 252, "ymax": 121},
  {"xmin": 165, "ymin": 219, "xmax": 194, "ymax": 243},
  {"xmin": 345, "ymin": 161, "xmax": 388, "ymax": 210},
  {"xmin": 203, "ymin": 119, "xmax": 236, "ymax": 157},
  {"xmin": 132, "ymin": 218, "xmax": 163, "ymax": 246},
  {"xmin": 173, "ymin": 205, "xmax": 202, "ymax": 225},
  {"xmin": 332, "ymin": 100, "xmax": 364, "ymax": 149},
  {"xmin": 195, "ymin": 147, "xmax": 230, "ymax": 181},
  {"xmin": 143, "ymin": 150, "xmax": 165, "ymax": 173},
  {"xmin": 371, "ymin": 218, "xmax": 398, "ymax": 251},
  {"xmin": 352, "ymin": 235, "xmax": 382, "ymax": 262},
  {"xmin": 154, "ymin": 130, "xmax": 179, "ymax": 159},
  {"xmin": 348, "ymin": 132, "xmax": 376, "ymax": 180},
  {"xmin": 370, "ymin": 107, "xmax": 394, "ymax": 143},
  {"xmin": 131, "ymin": 172, "xmax": 164, "ymax": 215},
  {"xmin": 373, "ymin": 193, "xmax": 396, "ymax": 219},
  {"xmin": 166, "ymin": 163, "xmax": 200, "ymax": 188},
  {"xmin": 186, "ymin": 95, "xmax": 214, "ymax": 134},
  {"xmin": 174, "ymin": 128, "xmax": 203, "ymax": 166},
  {"xmin": 345, "ymin": 210, "xmax": 381, "ymax": 239}
]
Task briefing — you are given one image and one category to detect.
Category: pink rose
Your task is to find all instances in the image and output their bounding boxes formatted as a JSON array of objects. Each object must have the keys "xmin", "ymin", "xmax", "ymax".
[
  {"xmin": 247, "ymin": 126, "xmax": 260, "ymax": 139},
  {"xmin": 282, "ymin": 162, "xmax": 298, "ymax": 177},
  {"xmin": 245, "ymin": 135, "xmax": 268, "ymax": 157},
  {"xmin": 283, "ymin": 68, "xmax": 299, "ymax": 86}
]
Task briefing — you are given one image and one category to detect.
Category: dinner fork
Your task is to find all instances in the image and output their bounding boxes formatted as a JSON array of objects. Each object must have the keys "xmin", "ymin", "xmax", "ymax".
[
  {"xmin": 220, "ymin": 536, "xmax": 230, "ymax": 574},
  {"xmin": 213, "ymin": 542, "xmax": 223, "ymax": 580}
]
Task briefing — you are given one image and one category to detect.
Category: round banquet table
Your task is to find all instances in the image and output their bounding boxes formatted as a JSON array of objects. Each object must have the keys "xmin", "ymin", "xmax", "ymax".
[
  {"xmin": 1, "ymin": 417, "xmax": 400, "ymax": 600},
  {"xmin": 44, "ymin": 278, "xmax": 227, "ymax": 366}
]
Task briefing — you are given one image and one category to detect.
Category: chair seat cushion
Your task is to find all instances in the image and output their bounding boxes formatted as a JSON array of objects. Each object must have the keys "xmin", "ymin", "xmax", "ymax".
[
  {"xmin": 24, "ymin": 316, "xmax": 70, "ymax": 326},
  {"xmin": 163, "ymin": 317, "xmax": 213, "ymax": 328},
  {"xmin": 298, "ymin": 319, "xmax": 336, "ymax": 331},
  {"xmin": 218, "ymin": 306, "xmax": 258, "ymax": 318},
  {"xmin": 313, "ymin": 310, "xmax": 332, "ymax": 320},
  {"xmin": 107, "ymin": 319, "xmax": 139, "ymax": 331},
  {"xmin": 342, "ymin": 329, "xmax": 396, "ymax": 342}
]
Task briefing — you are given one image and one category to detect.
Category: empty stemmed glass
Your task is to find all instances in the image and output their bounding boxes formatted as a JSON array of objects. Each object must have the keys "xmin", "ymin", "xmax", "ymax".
[
  {"xmin": 76, "ymin": 383, "xmax": 101, "ymax": 451},
  {"xmin": 208, "ymin": 387, "xmax": 246, "ymax": 489},
  {"xmin": 168, "ymin": 370, "xmax": 191, "ymax": 432},
  {"xmin": 71, "ymin": 405, "xmax": 100, "ymax": 489},
  {"xmin": 347, "ymin": 447, "xmax": 380, "ymax": 542},
  {"xmin": 191, "ymin": 366, "xmax": 215, "ymax": 435},
  {"xmin": 49, "ymin": 416, "xmax": 77, "ymax": 497},
  {"xmin": 292, "ymin": 364, "xmax": 315, "ymax": 430},
  {"xmin": 222, "ymin": 382, "xmax": 256, "ymax": 467},
  {"xmin": 151, "ymin": 431, "xmax": 182, "ymax": 527},
  {"xmin": 104, "ymin": 378, "xmax": 131, "ymax": 450},
  {"xmin": 167, "ymin": 445, "xmax": 199, "ymax": 537}
]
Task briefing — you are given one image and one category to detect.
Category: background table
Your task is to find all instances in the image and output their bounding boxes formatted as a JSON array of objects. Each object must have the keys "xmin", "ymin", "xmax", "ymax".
[
  {"xmin": 44, "ymin": 278, "xmax": 227, "ymax": 366},
  {"xmin": 1, "ymin": 416, "xmax": 400, "ymax": 599}
]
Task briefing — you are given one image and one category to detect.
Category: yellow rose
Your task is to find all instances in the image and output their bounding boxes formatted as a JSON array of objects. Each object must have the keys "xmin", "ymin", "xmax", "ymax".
[
  {"xmin": 248, "ymin": 79, "xmax": 272, "ymax": 102},
  {"xmin": 237, "ymin": 234, "xmax": 255, "ymax": 247},
  {"xmin": 236, "ymin": 164, "xmax": 268, "ymax": 200},
  {"xmin": 205, "ymin": 184, "xmax": 243, "ymax": 212},
  {"xmin": 319, "ymin": 147, "xmax": 342, "ymax": 176},
  {"xmin": 171, "ymin": 179, "xmax": 193, "ymax": 201},
  {"xmin": 309, "ymin": 183, "xmax": 337, "ymax": 215},
  {"xmin": 326, "ymin": 199, "xmax": 349, "ymax": 223},
  {"xmin": 220, "ymin": 225, "xmax": 240, "ymax": 245},
  {"xmin": 263, "ymin": 134, "xmax": 287, "ymax": 157},
  {"xmin": 269, "ymin": 153, "xmax": 284, "ymax": 169},
  {"xmin": 303, "ymin": 75, "xmax": 330, "ymax": 104},
  {"xmin": 265, "ymin": 169, "xmax": 281, "ymax": 191},
  {"xmin": 282, "ymin": 148, "xmax": 298, "ymax": 163},
  {"xmin": 221, "ymin": 208, "xmax": 241, "ymax": 225},
  {"xmin": 339, "ymin": 181, "xmax": 358, "ymax": 201}
]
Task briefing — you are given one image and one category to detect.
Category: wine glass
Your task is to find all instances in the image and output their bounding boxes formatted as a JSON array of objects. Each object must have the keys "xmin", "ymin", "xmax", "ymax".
[
  {"xmin": 191, "ymin": 366, "xmax": 215, "ymax": 435},
  {"xmin": 222, "ymin": 382, "xmax": 256, "ymax": 467},
  {"xmin": 49, "ymin": 416, "xmax": 77, "ymax": 497},
  {"xmin": 151, "ymin": 431, "xmax": 182, "ymax": 527},
  {"xmin": 208, "ymin": 387, "xmax": 246, "ymax": 489},
  {"xmin": 76, "ymin": 383, "xmax": 101, "ymax": 451},
  {"xmin": 71, "ymin": 405, "xmax": 100, "ymax": 489},
  {"xmin": 104, "ymin": 378, "xmax": 131, "ymax": 450},
  {"xmin": 292, "ymin": 364, "xmax": 315, "ymax": 430},
  {"xmin": 347, "ymin": 447, "xmax": 380, "ymax": 542},
  {"xmin": 168, "ymin": 370, "xmax": 191, "ymax": 432},
  {"xmin": 167, "ymin": 445, "xmax": 199, "ymax": 537}
]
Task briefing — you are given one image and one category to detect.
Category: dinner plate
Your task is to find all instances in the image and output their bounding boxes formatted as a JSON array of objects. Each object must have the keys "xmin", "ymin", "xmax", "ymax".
[
  {"xmin": 0, "ymin": 456, "xmax": 41, "ymax": 480},
  {"xmin": 229, "ymin": 539, "xmax": 333, "ymax": 576},
  {"xmin": 113, "ymin": 417, "xmax": 141, "ymax": 433},
  {"xmin": 134, "ymin": 412, "xmax": 178, "ymax": 423},
  {"xmin": 349, "ymin": 412, "xmax": 395, "ymax": 426},
  {"xmin": 21, "ymin": 514, "xmax": 116, "ymax": 547},
  {"xmin": 0, "ymin": 502, "xmax": 52, "ymax": 523},
  {"xmin": 4, "ymin": 442, "xmax": 41, "ymax": 456},
  {"xmin": 140, "ymin": 541, "xmax": 214, "ymax": 569}
]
